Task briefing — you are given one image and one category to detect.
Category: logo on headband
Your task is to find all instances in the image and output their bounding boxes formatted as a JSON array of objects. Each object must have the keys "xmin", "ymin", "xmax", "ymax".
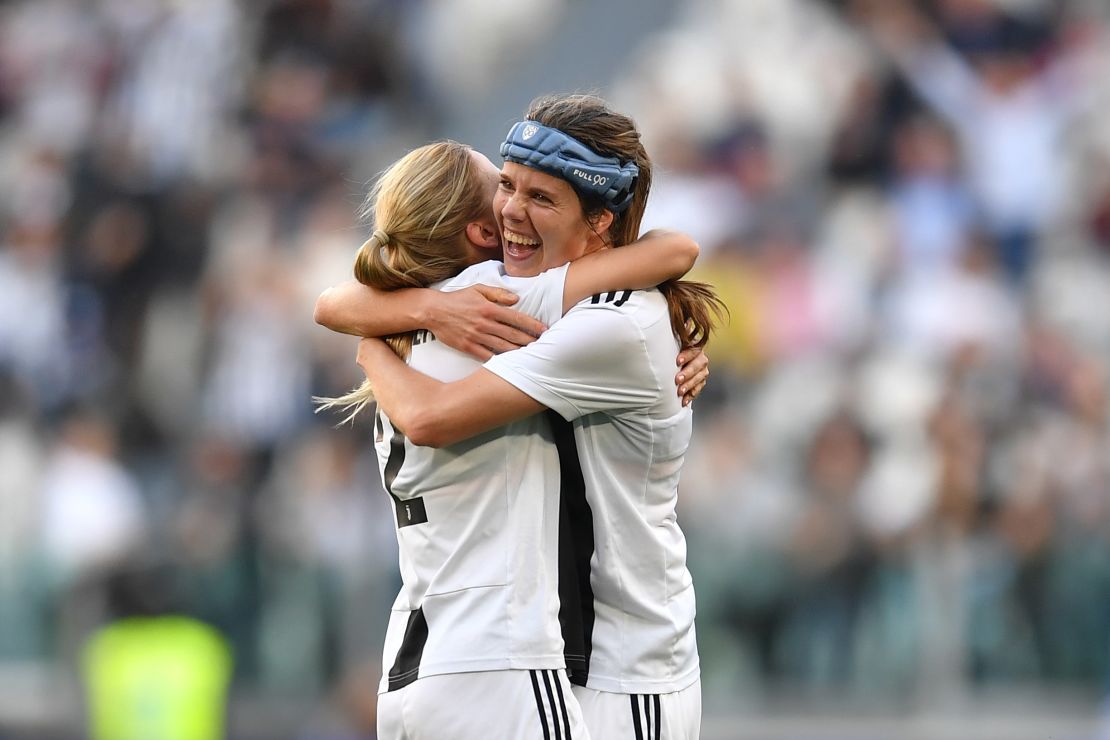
[
  {"xmin": 522, "ymin": 124, "xmax": 538, "ymax": 141},
  {"xmin": 573, "ymin": 168, "xmax": 609, "ymax": 187}
]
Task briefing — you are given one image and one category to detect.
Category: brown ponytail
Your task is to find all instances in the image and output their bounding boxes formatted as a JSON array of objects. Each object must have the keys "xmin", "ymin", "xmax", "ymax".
[
  {"xmin": 524, "ymin": 94, "xmax": 726, "ymax": 350},
  {"xmin": 658, "ymin": 279, "xmax": 728, "ymax": 350}
]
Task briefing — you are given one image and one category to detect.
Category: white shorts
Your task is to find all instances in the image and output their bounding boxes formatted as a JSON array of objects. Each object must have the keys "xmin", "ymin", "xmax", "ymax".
[
  {"xmin": 572, "ymin": 679, "xmax": 701, "ymax": 740},
  {"xmin": 378, "ymin": 669, "xmax": 592, "ymax": 740}
]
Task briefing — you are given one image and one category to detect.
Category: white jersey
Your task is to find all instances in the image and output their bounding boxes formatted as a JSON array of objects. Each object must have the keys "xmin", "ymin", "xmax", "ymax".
[
  {"xmin": 375, "ymin": 260, "xmax": 569, "ymax": 694},
  {"xmin": 485, "ymin": 288, "xmax": 700, "ymax": 694}
]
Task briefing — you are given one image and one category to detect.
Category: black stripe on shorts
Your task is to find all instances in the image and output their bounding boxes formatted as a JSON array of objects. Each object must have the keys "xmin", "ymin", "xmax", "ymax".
[
  {"xmin": 631, "ymin": 694, "xmax": 645, "ymax": 740},
  {"xmin": 630, "ymin": 693, "xmax": 662, "ymax": 740},
  {"xmin": 550, "ymin": 671, "xmax": 572, "ymax": 739},
  {"xmin": 530, "ymin": 670, "xmax": 552, "ymax": 740}
]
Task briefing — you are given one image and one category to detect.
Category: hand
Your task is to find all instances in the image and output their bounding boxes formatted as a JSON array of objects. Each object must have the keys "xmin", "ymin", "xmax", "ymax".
[
  {"xmin": 675, "ymin": 347, "xmax": 709, "ymax": 407},
  {"xmin": 428, "ymin": 285, "xmax": 547, "ymax": 361}
]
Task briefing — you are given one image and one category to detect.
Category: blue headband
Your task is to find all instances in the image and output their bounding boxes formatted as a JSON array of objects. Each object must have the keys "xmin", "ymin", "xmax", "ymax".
[{"xmin": 499, "ymin": 121, "xmax": 640, "ymax": 213}]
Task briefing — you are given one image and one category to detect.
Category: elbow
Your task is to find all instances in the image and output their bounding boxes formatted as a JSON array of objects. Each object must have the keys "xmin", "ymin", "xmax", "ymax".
[
  {"xmin": 677, "ymin": 237, "xmax": 700, "ymax": 275},
  {"xmin": 313, "ymin": 288, "xmax": 336, "ymax": 327},
  {"xmin": 395, "ymin": 407, "xmax": 449, "ymax": 448}
]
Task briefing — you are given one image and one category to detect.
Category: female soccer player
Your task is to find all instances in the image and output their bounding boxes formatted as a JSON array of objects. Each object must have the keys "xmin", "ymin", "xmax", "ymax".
[
  {"xmin": 352, "ymin": 94, "xmax": 723, "ymax": 740},
  {"xmin": 316, "ymin": 136, "xmax": 706, "ymax": 739}
]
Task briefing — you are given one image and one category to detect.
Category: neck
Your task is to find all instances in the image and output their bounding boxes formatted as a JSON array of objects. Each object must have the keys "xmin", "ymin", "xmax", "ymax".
[{"xmin": 465, "ymin": 242, "xmax": 497, "ymax": 266}]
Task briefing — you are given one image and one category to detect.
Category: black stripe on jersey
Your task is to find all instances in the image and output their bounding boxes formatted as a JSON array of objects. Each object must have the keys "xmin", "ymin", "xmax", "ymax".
[
  {"xmin": 540, "ymin": 671, "xmax": 563, "ymax": 740},
  {"xmin": 631, "ymin": 694, "xmax": 645, "ymax": 740},
  {"xmin": 529, "ymin": 671, "xmax": 552, "ymax": 740},
  {"xmin": 386, "ymin": 607, "xmax": 428, "ymax": 691},
  {"xmin": 550, "ymin": 670, "xmax": 573, "ymax": 739},
  {"xmin": 588, "ymin": 289, "xmax": 633, "ymax": 306},
  {"xmin": 383, "ymin": 425, "xmax": 406, "ymax": 492},
  {"xmin": 653, "ymin": 694, "xmax": 661, "ymax": 739},
  {"xmin": 547, "ymin": 411, "xmax": 596, "ymax": 687},
  {"xmin": 381, "ymin": 419, "xmax": 428, "ymax": 528}
]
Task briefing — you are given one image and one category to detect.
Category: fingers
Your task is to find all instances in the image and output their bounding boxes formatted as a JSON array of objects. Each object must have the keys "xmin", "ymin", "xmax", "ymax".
[
  {"xmin": 485, "ymin": 305, "xmax": 546, "ymax": 340},
  {"xmin": 678, "ymin": 365, "xmax": 709, "ymax": 396},
  {"xmin": 479, "ymin": 334, "xmax": 523, "ymax": 356},
  {"xmin": 676, "ymin": 347, "xmax": 710, "ymax": 406},
  {"xmin": 473, "ymin": 284, "xmax": 520, "ymax": 306},
  {"xmin": 682, "ymin": 379, "xmax": 707, "ymax": 407},
  {"xmin": 461, "ymin": 342, "xmax": 494, "ymax": 362},
  {"xmin": 675, "ymin": 348, "xmax": 709, "ymax": 387}
]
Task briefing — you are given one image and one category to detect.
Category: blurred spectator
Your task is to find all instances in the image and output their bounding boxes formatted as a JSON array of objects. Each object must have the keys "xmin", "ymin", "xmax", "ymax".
[
  {"xmin": 1, "ymin": 0, "xmax": 1109, "ymax": 734},
  {"xmin": 39, "ymin": 406, "xmax": 145, "ymax": 586},
  {"xmin": 859, "ymin": 0, "xmax": 1091, "ymax": 282},
  {"xmin": 82, "ymin": 563, "xmax": 232, "ymax": 740},
  {"xmin": 0, "ymin": 219, "xmax": 72, "ymax": 408},
  {"xmin": 886, "ymin": 114, "xmax": 976, "ymax": 277}
]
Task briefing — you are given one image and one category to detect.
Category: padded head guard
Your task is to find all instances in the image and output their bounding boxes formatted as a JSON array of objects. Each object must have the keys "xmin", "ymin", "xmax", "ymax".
[{"xmin": 500, "ymin": 121, "xmax": 639, "ymax": 213}]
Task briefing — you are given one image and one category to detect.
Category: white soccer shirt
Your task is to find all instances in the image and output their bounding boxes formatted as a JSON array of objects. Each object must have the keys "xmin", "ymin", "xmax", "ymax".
[
  {"xmin": 484, "ymin": 288, "xmax": 700, "ymax": 695},
  {"xmin": 374, "ymin": 260, "xmax": 569, "ymax": 694}
]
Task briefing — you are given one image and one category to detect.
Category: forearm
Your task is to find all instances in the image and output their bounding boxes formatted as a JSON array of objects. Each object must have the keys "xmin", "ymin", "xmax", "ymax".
[
  {"xmin": 360, "ymin": 344, "xmax": 454, "ymax": 444},
  {"xmin": 314, "ymin": 281, "xmax": 436, "ymax": 337},
  {"xmin": 564, "ymin": 230, "xmax": 699, "ymax": 313},
  {"xmin": 358, "ymin": 339, "xmax": 545, "ymax": 447}
]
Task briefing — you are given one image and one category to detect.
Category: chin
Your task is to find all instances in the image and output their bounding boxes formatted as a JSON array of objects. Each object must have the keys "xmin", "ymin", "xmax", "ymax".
[{"xmin": 503, "ymin": 251, "xmax": 544, "ymax": 278}]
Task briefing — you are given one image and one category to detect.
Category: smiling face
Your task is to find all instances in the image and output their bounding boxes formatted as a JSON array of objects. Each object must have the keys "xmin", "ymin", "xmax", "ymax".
[{"xmin": 493, "ymin": 162, "xmax": 609, "ymax": 277}]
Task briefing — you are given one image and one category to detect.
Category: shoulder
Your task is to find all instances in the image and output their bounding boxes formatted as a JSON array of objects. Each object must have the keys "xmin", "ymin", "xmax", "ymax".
[
  {"xmin": 436, "ymin": 260, "xmax": 507, "ymax": 292},
  {"xmin": 554, "ymin": 289, "xmax": 664, "ymax": 351},
  {"xmin": 568, "ymin": 287, "xmax": 668, "ymax": 327}
]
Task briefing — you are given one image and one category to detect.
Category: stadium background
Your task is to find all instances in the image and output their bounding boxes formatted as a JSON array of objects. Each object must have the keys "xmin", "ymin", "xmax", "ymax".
[{"xmin": 1, "ymin": 0, "xmax": 1109, "ymax": 737}]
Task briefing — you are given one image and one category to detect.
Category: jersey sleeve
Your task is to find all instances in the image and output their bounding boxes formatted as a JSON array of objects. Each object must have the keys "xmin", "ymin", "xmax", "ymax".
[
  {"xmin": 483, "ymin": 300, "xmax": 660, "ymax": 421},
  {"xmin": 503, "ymin": 263, "xmax": 568, "ymax": 326},
  {"xmin": 438, "ymin": 261, "xmax": 568, "ymax": 327}
]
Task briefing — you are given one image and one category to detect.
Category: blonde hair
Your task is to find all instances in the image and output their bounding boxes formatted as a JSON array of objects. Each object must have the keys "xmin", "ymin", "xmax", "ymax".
[{"xmin": 317, "ymin": 141, "xmax": 490, "ymax": 422}]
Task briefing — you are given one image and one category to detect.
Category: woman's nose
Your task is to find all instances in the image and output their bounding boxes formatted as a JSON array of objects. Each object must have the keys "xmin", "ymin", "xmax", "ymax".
[{"xmin": 500, "ymin": 192, "xmax": 525, "ymax": 223}]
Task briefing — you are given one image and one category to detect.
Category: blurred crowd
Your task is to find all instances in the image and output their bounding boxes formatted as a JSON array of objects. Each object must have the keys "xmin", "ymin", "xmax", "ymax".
[
  {"xmin": 0, "ymin": 0, "xmax": 1108, "ymax": 735},
  {"xmin": 630, "ymin": 0, "xmax": 1110, "ymax": 704}
]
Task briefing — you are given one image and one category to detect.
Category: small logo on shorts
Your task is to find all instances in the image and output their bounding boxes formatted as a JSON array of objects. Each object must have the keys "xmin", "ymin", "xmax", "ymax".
[{"xmin": 522, "ymin": 124, "xmax": 538, "ymax": 140}]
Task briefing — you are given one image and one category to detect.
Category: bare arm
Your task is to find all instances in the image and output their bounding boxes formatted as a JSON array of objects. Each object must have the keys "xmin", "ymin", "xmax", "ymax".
[
  {"xmin": 315, "ymin": 230, "xmax": 696, "ymax": 346},
  {"xmin": 562, "ymin": 229, "xmax": 699, "ymax": 313},
  {"xmin": 315, "ymin": 281, "xmax": 547, "ymax": 359},
  {"xmin": 314, "ymin": 281, "xmax": 436, "ymax": 337},
  {"xmin": 357, "ymin": 337, "xmax": 542, "ymax": 448}
]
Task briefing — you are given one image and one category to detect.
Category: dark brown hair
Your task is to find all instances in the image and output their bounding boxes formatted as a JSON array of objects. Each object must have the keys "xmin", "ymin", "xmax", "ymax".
[{"xmin": 525, "ymin": 94, "xmax": 725, "ymax": 349}]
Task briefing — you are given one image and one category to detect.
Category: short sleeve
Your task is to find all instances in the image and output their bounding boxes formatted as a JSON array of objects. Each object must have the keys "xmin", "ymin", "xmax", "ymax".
[
  {"xmin": 438, "ymin": 261, "xmax": 568, "ymax": 327},
  {"xmin": 483, "ymin": 302, "xmax": 660, "ymax": 421}
]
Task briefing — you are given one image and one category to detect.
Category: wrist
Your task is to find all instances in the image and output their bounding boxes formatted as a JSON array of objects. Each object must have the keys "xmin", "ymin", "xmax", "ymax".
[{"xmin": 414, "ymin": 288, "xmax": 440, "ymax": 332}]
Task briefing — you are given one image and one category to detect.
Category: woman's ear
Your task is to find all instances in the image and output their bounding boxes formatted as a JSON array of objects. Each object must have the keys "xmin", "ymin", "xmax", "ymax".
[
  {"xmin": 466, "ymin": 220, "xmax": 500, "ymax": 249},
  {"xmin": 589, "ymin": 209, "xmax": 615, "ymax": 241}
]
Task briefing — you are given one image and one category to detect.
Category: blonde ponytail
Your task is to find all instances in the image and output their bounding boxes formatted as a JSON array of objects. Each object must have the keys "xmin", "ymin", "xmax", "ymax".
[{"xmin": 316, "ymin": 142, "xmax": 490, "ymax": 423}]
